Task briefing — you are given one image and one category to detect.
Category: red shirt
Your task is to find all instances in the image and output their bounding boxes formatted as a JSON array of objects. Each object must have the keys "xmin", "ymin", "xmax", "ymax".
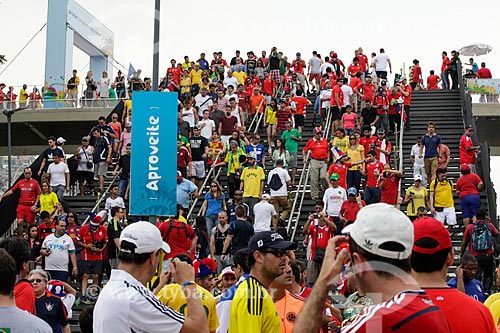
[
  {"xmin": 374, "ymin": 94, "xmax": 389, "ymax": 115},
  {"xmin": 343, "ymin": 290, "xmax": 452, "ymax": 333},
  {"xmin": 388, "ymin": 91, "xmax": 402, "ymax": 115},
  {"xmin": 78, "ymin": 224, "xmax": 108, "ymax": 261},
  {"xmin": 365, "ymin": 161, "xmax": 384, "ymax": 187},
  {"xmin": 427, "ymin": 75, "xmax": 440, "ymax": 90},
  {"xmin": 38, "ymin": 221, "xmax": 56, "ymax": 241},
  {"xmin": 236, "ymin": 91, "xmax": 247, "ymax": 112},
  {"xmin": 411, "ymin": 65, "xmax": 422, "ymax": 83},
  {"xmin": 441, "ymin": 57, "xmax": 451, "ymax": 72},
  {"xmin": 15, "ymin": 280, "xmax": 36, "ymax": 314},
  {"xmin": 159, "ymin": 220, "xmax": 196, "ymax": 259},
  {"xmin": 262, "ymin": 78, "xmax": 276, "ymax": 95},
  {"xmin": 291, "ymin": 96, "xmax": 310, "ymax": 115},
  {"xmin": 424, "ymin": 288, "xmax": 496, "ymax": 333},
  {"xmin": 380, "ymin": 173, "xmax": 400, "ymax": 205},
  {"xmin": 349, "ymin": 77, "xmax": 362, "ymax": 90},
  {"xmin": 357, "ymin": 54, "xmax": 369, "ymax": 72},
  {"xmin": 291, "ymin": 59, "xmax": 306, "ymax": 74},
  {"xmin": 460, "ymin": 134, "xmax": 475, "ymax": 165},
  {"xmin": 251, "ymin": 76, "xmax": 261, "ymax": 86},
  {"xmin": 456, "ymin": 173, "xmax": 482, "ymax": 199},
  {"xmin": 357, "ymin": 82, "xmax": 375, "ymax": 102},
  {"xmin": 297, "ymin": 285, "xmax": 312, "ymax": 299},
  {"xmin": 330, "ymin": 85, "xmax": 344, "ymax": 107},
  {"xmin": 327, "ymin": 163, "xmax": 352, "ymax": 189},
  {"xmin": 375, "ymin": 139, "xmax": 391, "ymax": 163},
  {"xmin": 11, "ymin": 178, "xmax": 40, "ymax": 205},
  {"xmin": 245, "ymin": 84, "xmax": 254, "ymax": 97},
  {"xmin": 339, "ymin": 199, "xmax": 365, "ymax": 223},
  {"xmin": 276, "ymin": 109, "xmax": 293, "ymax": 130},
  {"xmin": 167, "ymin": 67, "xmax": 181, "ymax": 84},
  {"xmin": 348, "ymin": 64, "xmax": 362, "ymax": 77},
  {"xmin": 402, "ymin": 84, "xmax": 412, "ymax": 106},
  {"xmin": 359, "ymin": 136, "xmax": 377, "ymax": 158},
  {"xmin": 177, "ymin": 147, "xmax": 191, "ymax": 168},
  {"xmin": 304, "ymin": 138, "xmax": 329, "ymax": 160},
  {"xmin": 308, "ymin": 225, "xmax": 334, "ymax": 260},
  {"xmin": 464, "ymin": 221, "xmax": 499, "ymax": 256},
  {"xmin": 477, "ymin": 67, "xmax": 492, "ymax": 79}
]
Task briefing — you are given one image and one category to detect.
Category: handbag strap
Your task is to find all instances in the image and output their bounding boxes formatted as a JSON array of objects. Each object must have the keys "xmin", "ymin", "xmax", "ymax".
[{"xmin": 81, "ymin": 146, "xmax": 91, "ymax": 161}]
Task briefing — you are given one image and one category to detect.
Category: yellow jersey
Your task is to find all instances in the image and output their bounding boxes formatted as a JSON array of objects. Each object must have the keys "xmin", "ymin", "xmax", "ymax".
[
  {"xmin": 347, "ymin": 144, "xmax": 365, "ymax": 171},
  {"xmin": 224, "ymin": 149, "xmax": 246, "ymax": 175},
  {"xmin": 233, "ymin": 71, "xmax": 247, "ymax": 85},
  {"xmin": 39, "ymin": 192, "xmax": 59, "ymax": 214},
  {"xmin": 266, "ymin": 107, "xmax": 277, "ymax": 125},
  {"xmin": 189, "ymin": 69, "xmax": 203, "ymax": 85},
  {"xmin": 429, "ymin": 179, "xmax": 454, "ymax": 208},
  {"xmin": 157, "ymin": 283, "xmax": 219, "ymax": 331},
  {"xmin": 485, "ymin": 293, "xmax": 500, "ymax": 325},
  {"xmin": 229, "ymin": 276, "xmax": 280, "ymax": 333},
  {"xmin": 241, "ymin": 166, "xmax": 265, "ymax": 198},
  {"xmin": 332, "ymin": 136, "xmax": 349, "ymax": 153},
  {"xmin": 405, "ymin": 186, "xmax": 428, "ymax": 217},
  {"xmin": 274, "ymin": 291, "xmax": 305, "ymax": 333}
]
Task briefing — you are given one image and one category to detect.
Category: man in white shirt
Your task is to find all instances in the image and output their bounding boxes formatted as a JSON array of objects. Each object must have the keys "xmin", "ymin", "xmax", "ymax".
[
  {"xmin": 323, "ymin": 172, "xmax": 347, "ymax": 234},
  {"xmin": 223, "ymin": 85, "xmax": 238, "ymax": 105},
  {"xmin": 267, "ymin": 159, "xmax": 292, "ymax": 230},
  {"xmin": 105, "ymin": 185, "xmax": 126, "ymax": 221},
  {"xmin": 253, "ymin": 193, "xmax": 277, "ymax": 233},
  {"xmin": 374, "ymin": 48, "xmax": 392, "ymax": 83},
  {"xmin": 194, "ymin": 88, "xmax": 213, "ymax": 118},
  {"xmin": 320, "ymin": 56, "xmax": 334, "ymax": 75},
  {"xmin": 41, "ymin": 219, "xmax": 77, "ymax": 282},
  {"xmin": 308, "ymin": 51, "xmax": 323, "ymax": 92},
  {"xmin": 340, "ymin": 77, "xmax": 353, "ymax": 110},
  {"xmin": 93, "ymin": 221, "xmax": 209, "ymax": 333},
  {"xmin": 198, "ymin": 110, "xmax": 216, "ymax": 140},
  {"xmin": 47, "ymin": 152, "xmax": 69, "ymax": 201},
  {"xmin": 410, "ymin": 136, "xmax": 427, "ymax": 187},
  {"xmin": 223, "ymin": 71, "xmax": 239, "ymax": 90}
]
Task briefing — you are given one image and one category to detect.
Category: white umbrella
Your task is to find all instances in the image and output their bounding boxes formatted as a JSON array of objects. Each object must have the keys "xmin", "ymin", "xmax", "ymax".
[{"xmin": 459, "ymin": 43, "xmax": 493, "ymax": 56}]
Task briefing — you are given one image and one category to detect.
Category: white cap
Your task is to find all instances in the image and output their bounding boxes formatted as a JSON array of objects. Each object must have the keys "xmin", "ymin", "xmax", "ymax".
[
  {"xmin": 120, "ymin": 221, "xmax": 171, "ymax": 254},
  {"xmin": 262, "ymin": 193, "xmax": 271, "ymax": 200},
  {"xmin": 221, "ymin": 266, "xmax": 236, "ymax": 276},
  {"xmin": 247, "ymin": 151, "xmax": 258, "ymax": 159},
  {"xmin": 341, "ymin": 203, "xmax": 414, "ymax": 260},
  {"xmin": 414, "ymin": 174, "xmax": 423, "ymax": 181},
  {"xmin": 56, "ymin": 137, "xmax": 66, "ymax": 144}
]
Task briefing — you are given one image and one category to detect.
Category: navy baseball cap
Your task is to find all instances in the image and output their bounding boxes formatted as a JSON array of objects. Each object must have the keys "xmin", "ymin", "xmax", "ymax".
[{"xmin": 247, "ymin": 231, "xmax": 296, "ymax": 254}]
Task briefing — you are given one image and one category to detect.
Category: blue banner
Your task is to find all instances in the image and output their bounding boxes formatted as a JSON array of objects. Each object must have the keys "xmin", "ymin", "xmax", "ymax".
[{"xmin": 130, "ymin": 92, "xmax": 177, "ymax": 216}]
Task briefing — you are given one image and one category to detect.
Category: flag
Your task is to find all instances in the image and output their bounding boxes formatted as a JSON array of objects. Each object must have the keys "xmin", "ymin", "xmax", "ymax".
[{"xmin": 127, "ymin": 63, "xmax": 136, "ymax": 78}]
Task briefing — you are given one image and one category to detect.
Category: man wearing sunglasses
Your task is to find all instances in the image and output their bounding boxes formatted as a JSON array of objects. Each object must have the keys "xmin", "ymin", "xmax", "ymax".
[{"xmin": 228, "ymin": 231, "xmax": 296, "ymax": 333}]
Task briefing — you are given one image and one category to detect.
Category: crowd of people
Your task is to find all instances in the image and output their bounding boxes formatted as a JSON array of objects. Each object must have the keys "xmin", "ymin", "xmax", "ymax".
[{"xmin": 0, "ymin": 47, "xmax": 498, "ymax": 333}]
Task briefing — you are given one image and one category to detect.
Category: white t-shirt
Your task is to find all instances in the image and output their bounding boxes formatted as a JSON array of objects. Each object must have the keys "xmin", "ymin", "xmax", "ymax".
[
  {"xmin": 253, "ymin": 201, "xmax": 276, "ymax": 233},
  {"xmin": 410, "ymin": 143, "xmax": 425, "ymax": 167},
  {"xmin": 182, "ymin": 107, "xmax": 196, "ymax": 128},
  {"xmin": 198, "ymin": 118, "xmax": 216, "ymax": 139},
  {"xmin": 42, "ymin": 233, "xmax": 75, "ymax": 272},
  {"xmin": 63, "ymin": 293, "xmax": 76, "ymax": 319},
  {"xmin": 309, "ymin": 57, "xmax": 323, "ymax": 74},
  {"xmin": 320, "ymin": 89, "xmax": 332, "ymax": 109},
  {"xmin": 341, "ymin": 85, "xmax": 353, "ymax": 107},
  {"xmin": 105, "ymin": 195, "xmax": 126, "ymax": 221},
  {"xmin": 375, "ymin": 53, "xmax": 390, "ymax": 71},
  {"xmin": 323, "ymin": 186, "xmax": 347, "ymax": 217},
  {"xmin": 194, "ymin": 94, "xmax": 213, "ymax": 117},
  {"xmin": 224, "ymin": 93, "xmax": 238, "ymax": 104},
  {"xmin": 93, "ymin": 269, "xmax": 185, "ymax": 333},
  {"xmin": 231, "ymin": 107, "xmax": 242, "ymax": 127},
  {"xmin": 47, "ymin": 162, "xmax": 69, "ymax": 186},
  {"xmin": 320, "ymin": 63, "xmax": 334, "ymax": 75},
  {"xmin": 223, "ymin": 76, "xmax": 239, "ymax": 89},
  {"xmin": 267, "ymin": 167, "xmax": 291, "ymax": 197}
]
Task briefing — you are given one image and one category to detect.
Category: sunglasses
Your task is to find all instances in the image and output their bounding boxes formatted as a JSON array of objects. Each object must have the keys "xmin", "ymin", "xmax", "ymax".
[
  {"xmin": 68, "ymin": 215, "xmax": 75, "ymax": 218},
  {"xmin": 260, "ymin": 249, "xmax": 286, "ymax": 257},
  {"xmin": 29, "ymin": 278, "xmax": 45, "ymax": 283}
]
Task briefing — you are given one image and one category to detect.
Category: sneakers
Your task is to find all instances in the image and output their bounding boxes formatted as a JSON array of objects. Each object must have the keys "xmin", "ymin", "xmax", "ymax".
[{"xmin": 81, "ymin": 296, "xmax": 93, "ymax": 305}]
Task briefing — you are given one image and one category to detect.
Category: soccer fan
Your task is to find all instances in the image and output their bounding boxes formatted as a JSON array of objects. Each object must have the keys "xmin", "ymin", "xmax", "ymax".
[
  {"xmin": 228, "ymin": 231, "xmax": 296, "ymax": 333},
  {"xmin": 379, "ymin": 164, "xmax": 402, "ymax": 206},
  {"xmin": 329, "ymin": 78, "xmax": 344, "ymax": 131},
  {"xmin": 0, "ymin": 249, "xmax": 51, "ymax": 332},
  {"xmin": 427, "ymin": 70, "xmax": 441, "ymax": 90},
  {"xmin": 429, "ymin": 168, "xmax": 456, "ymax": 225},
  {"xmin": 221, "ymin": 206, "xmax": 254, "ymax": 264},
  {"xmin": 210, "ymin": 211, "xmax": 229, "ymax": 272},
  {"xmin": 91, "ymin": 127, "xmax": 112, "ymax": 193},
  {"xmin": 189, "ymin": 124, "xmax": 210, "ymax": 189},
  {"xmin": 403, "ymin": 175, "xmax": 430, "ymax": 221},
  {"xmin": 104, "ymin": 185, "xmax": 125, "ymax": 221},
  {"xmin": 38, "ymin": 136, "xmax": 65, "ymax": 178},
  {"xmin": 0, "ymin": 167, "xmax": 40, "ymax": 236},
  {"xmin": 410, "ymin": 136, "xmax": 427, "ymax": 186},
  {"xmin": 327, "ymin": 147, "xmax": 365, "ymax": 190},
  {"xmin": 459, "ymin": 125, "xmax": 480, "ymax": 173},
  {"xmin": 420, "ymin": 121, "xmax": 442, "ymax": 183},
  {"xmin": 93, "ymin": 222, "xmax": 209, "ymax": 333},
  {"xmin": 240, "ymin": 152, "xmax": 265, "ymax": 218},
  {"xmin": 411, "ymin": 217, "xmax": 496, "ymax": 332},
  {"xmin": 358, "ymin": 125, "xmax": 377, "ymax": 158},
  {"xmin": 294, "ymin": 203, "xmax": 452, "ymax": 333},
  {"xmin": 447, "ymin": 254, "xmax": 487, "ymax": 303},
  {"xmin": 253, "ymin": 193, "xmax": 277, "ymax": 233},
  {"xmin": 363, "ymin": 150, "xmax": 385, "ymax": 204},
  {"xmin": 303, "ymin": 127, "xmax": 329, "ymax": 201},
  {"xmin": 37, "ymin": 211, "xmax": 56, "ymax": 241},
  {"xmin": 456, "ymin": 164, "xmax": 483, "ymax": 226},
  {"xmin": 281, "ymin": 120, "xmax": 302, "ymax": 184},
  {"xmin": 46, "ymin": 152, "xmax": 69, "ymax": 201},
  {"xmin": 323, "ymin": 173, "xmax": 347, "ymax": 234},
  {"xmin": 339, "ymin": 187, "xmax": 366, "ymax": 227}
]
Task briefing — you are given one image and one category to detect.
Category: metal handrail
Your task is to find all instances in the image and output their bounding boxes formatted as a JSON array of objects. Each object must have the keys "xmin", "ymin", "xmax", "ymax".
[
  {"xmin": 287, "ymin": 150, "xmax": 311, "ymax": 235},
  {"xmin": 290, "ymin": 153, "xmax": 313, "ymax": 242},
  {"xmin": 81, "ymin": 171, "xmax": 120, "ymax": 225},
  {"xmin": 186, "ymin": 150, "xmax": 224, "ymax": 221},
  {"xmin": 247, "ymin": 98, "xmax": 265, "ymax": 133}
]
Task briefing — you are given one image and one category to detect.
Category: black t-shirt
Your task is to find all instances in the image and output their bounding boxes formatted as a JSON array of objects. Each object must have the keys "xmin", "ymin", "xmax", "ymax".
[
  {"xmin": 214, "ymin": 226, "xmax": 228, "ymax": 255},
  {"xmin": 42, "ymin": 147, "xmax": 64, "ymax": 171},
  {"xmin": 188, "ymin": 136, "xmax": 209, "ymax": 161},
  {"xmin": 107, "ymin": 219, "xmax": 124, "ymax": 259},
  {"xmin": 246, "ymin": 59, "xmax": 256, "ymax": 71},
  {"xmin": 227, "ymin": 203, "xmax": 250, "ymax": 223},
  {"xmin": 228, "ymin": 219, "xmax": 254, "ymax": 255},
  {"xmin": 93, "ymin": 136, "xmax": 110, "ymax": 162},
  {"xmin": 118, "ymin": 154, "xmax": 131, "ymax": 180},
  {"xmin": 361, "ymin": 107, "xmax": 378, "ymax": 125},
  {"xmin": 178, "ymin": 121, "xmax": 190, "ymax": 138},
  {"xmin": 35, "ymin": 293, "xmax": 68, "ymax": 332}
]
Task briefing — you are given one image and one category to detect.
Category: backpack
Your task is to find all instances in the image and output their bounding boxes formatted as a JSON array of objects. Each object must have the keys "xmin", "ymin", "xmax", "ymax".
[
  {"xmin": 331, "ymin": 59, "xmax": 341, "ymax": 77},
  {"xmin": 269, "ymin": 172, "xmax": 283, "ymax": 191},
  {"xmin": 164, "ymin": 220, "xmax": 189, "ymax": 243},
  {"xmin": 471, "ymin": 220, "xmax": 492, "ymax": 251},
  {"xmin": 67, "ymin": 77, "xmax": 76, "ymax": 89}
]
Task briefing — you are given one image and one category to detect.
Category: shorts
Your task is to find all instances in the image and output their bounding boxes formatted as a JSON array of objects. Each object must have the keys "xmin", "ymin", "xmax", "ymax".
[
  {"xmin": 459, "ymin": 194, "xmax": 481, "ymax": 219},
  {"xmin": 434, "ymin": 207, "xmax": 457, "ymax": 225},
  {"xmin": 294, "ymin": 114, "xmax": 305, "ymax": 127},
  {"xmin": 94, "ymin": 161, "xmax": 108, "ymax": 176},
  {"xmin": 191, "ymin": 160, "xmax": 206, "ymax": 179},
  {"xmin": 16, "ymin": 204, "xmax": 36, "ymax": 223},
  {"xmin": 289, "ymin": 152, "xmax": 298, "ymax": 168},
  {"xmin": 309, "ymin": 73, "xmax": 320, "ymax": 82},
  {"xmin": 330, "ymin": 106, "xmax": 341, "ymax": 120},
  {"xmin": 113, "ymin": 138, "xmax": 120, "ymax": 143},
  {"xmin": 77, "ymin": 171, "xmax": 94, "ymax": 184},
  {"xmin": 376, "ymin": 71, "xmax": 388, "ymax": 79},
  {"xmin": 82, "ymin": 260, "xmax": 104, "ymax": 275}
]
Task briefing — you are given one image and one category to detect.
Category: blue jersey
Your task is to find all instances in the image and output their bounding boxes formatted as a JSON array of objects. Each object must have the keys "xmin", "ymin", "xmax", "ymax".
[
  {"xmin": 447, "ymin": 277, "xmax": 486, "ymax": 302},
  {"xmin": 245, "ymin": 143, "xmax": 266, "ymax": 164},
  {"xmin": 35, "ymin": 293, "xmax": 68, "ymax": 333}
]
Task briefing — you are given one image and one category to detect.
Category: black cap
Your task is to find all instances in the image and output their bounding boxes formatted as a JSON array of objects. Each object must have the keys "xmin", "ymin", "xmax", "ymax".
[{"xmin": 247, "ymin": 231, "xmax": 297, "ymax": 254}]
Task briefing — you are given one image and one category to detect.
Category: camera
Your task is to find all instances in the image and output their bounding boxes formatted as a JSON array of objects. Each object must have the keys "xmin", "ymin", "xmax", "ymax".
[
  {"xmin": 410, "ymin": 192, "xmax": 415, "ymax": 196},
  {"xmin": 93, "ymin": 240, "xmax": 105, "ymax": 249}
]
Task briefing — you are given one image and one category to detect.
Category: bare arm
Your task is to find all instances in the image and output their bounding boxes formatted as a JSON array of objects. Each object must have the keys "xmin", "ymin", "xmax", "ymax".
[{"xmin": 209, "ymin": 227, "xmax": 216, "ymax": 259}]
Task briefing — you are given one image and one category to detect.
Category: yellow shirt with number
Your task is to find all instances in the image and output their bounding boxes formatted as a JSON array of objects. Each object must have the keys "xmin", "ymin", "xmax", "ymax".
[
  {"xmin": 157, "ymin": 283, "xmax": 219, "ymax": 331},
  {"xmin": 332, "ymin": 136, "xmax": 349, "ymax": 153},
  {"xmin": 229, "ymin": 276, "xmax": 280, "ymax": 333},
  {"xmin": 429, "ymin": 179, "xmax": 454, "ymax": 208},
  {"xmin": 241, "ymin": 166, "xmax": 265, "ymax": 198}
]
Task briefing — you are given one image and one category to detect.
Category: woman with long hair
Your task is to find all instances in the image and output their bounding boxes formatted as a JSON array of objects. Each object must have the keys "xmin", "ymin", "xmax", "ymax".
[
  {"xmin": 194, "ymin": 216, "xmax": 209, "ymax": 259},
  {"xmin": 39, "ymin": 180, "xmax": 58, "ymax": 216},
  {"xmin": 346, "ymin": 134, "xmax": 365, "ymax": 190},
  {"xmin": 265, "ymin": 99, "xmax": 278, "ymax": 149},
  {"xmin": 52, "ymin": 200, "xmax": 70, "ymax": 222},
  {"xmin": 27, "ymin": 225, "xmax": 43, "ymax": 267},
  {"xmin": 200, "ymin": 180, "xmax": 226, "ymax": 233},
  {"xmin": 270, "ymin": 137, "xmax": 291, "ymax": 169},
  {"xmin": 84, "ymin": 70, "xmax": 97, "ymax": 107}
]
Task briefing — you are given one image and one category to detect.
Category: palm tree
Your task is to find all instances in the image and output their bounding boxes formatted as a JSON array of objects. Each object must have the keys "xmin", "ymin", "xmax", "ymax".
[{"xmin": 0, "ymin": 55, "xmax": 6, "ymax": 65}]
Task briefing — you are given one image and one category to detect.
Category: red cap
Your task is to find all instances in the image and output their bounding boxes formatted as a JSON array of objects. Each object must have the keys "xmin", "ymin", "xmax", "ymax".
[
  {"xmin": 460, "ymin": 164, "xmax": 470, "ymax": 172},
  {"xmin": 412, "ymin": 217, "xmax": 452, "ymax": 254},
  {"xmin": 313, "ymin": 126, "xmax": 322, "ymax": 134}
]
